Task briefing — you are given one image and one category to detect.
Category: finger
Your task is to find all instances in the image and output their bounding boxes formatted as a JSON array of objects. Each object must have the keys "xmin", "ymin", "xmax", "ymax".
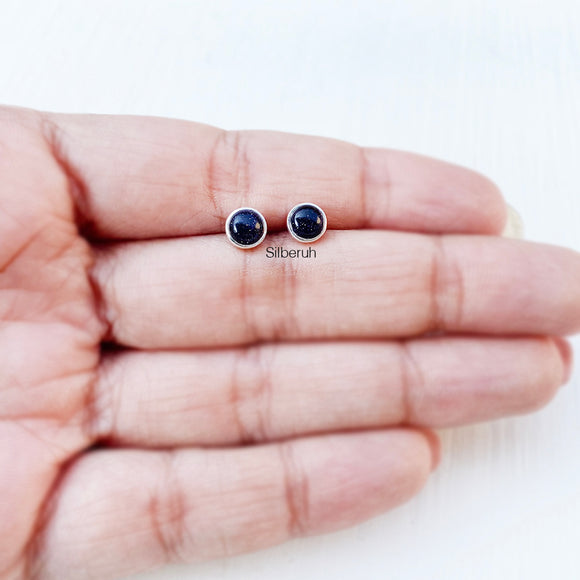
[
  {"xmin": 93, "ymin": 231, "xmax": 580, "ymax": 349},
  {"xmin": 41, "ymin": 111, "xmax": 506, "ymax": 238},
  {"xmin": 30, "ymin": 430, "xmax": 437, "ymax": 579},
  {"xmin": 91, "ymin": 336, "xmax": 570, "ymax": 448}
]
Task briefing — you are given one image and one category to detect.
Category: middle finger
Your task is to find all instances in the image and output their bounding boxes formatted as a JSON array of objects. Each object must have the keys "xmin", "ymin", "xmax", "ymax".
[{"xmin": 93, "ymin": 231, "xmax": 580, "ymax": 349}]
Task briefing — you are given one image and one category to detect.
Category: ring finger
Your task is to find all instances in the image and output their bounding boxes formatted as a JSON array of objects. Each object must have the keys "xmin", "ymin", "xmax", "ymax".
[{"xmin": 91, "ymin": 335, "xmax": 570, "ymax": 447}]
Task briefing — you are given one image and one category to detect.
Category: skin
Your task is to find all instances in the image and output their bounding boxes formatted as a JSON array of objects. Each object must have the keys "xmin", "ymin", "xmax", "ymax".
[{"xmin": 0, "ymin": 105, "xmax": 577, "ymax": 580}]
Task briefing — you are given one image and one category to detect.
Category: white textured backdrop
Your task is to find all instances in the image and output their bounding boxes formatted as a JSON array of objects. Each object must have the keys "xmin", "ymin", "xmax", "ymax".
[{"xmin": 1, "ymin": 1, "xmax": 579, "ymax": 578}]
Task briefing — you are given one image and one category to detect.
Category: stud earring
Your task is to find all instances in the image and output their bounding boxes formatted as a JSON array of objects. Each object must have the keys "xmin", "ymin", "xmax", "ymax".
[
  {"xmin": 226, "ymin": 208, "xmax": 267, "ymax": 249},
  {"xmin": 287, "ymin": 203, "xmax": 327, "ymax": 243}
]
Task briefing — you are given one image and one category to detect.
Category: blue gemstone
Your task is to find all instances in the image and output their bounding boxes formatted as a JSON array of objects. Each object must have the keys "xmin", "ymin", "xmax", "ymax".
[
  {"xmin": 228, "ymin": 209, "xmax": 266, "ymax": 247},
  {"xmin": 288, "ymin": 204, "xmax": 326, "ymax": 241}
]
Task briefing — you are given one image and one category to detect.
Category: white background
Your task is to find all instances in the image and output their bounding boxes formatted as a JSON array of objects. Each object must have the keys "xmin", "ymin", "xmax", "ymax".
[{"xmin": 1, "ymin": 1, "xmax": 580, "ymax": 578}]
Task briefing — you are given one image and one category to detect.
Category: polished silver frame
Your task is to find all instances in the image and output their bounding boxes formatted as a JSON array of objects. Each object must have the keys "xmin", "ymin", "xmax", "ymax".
[
  {"xmin": 225, "ymin": 207, "xmax": 268, "ymax": 249},
  {"xmin": 287, "ymin": 202, "xmax": 327, "ymax": 243}
]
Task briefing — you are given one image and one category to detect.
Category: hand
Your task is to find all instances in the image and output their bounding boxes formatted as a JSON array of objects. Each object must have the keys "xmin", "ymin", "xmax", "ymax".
[{"xmin": 1, "ymin": 106, "xmax": 577, "ymax": 580}]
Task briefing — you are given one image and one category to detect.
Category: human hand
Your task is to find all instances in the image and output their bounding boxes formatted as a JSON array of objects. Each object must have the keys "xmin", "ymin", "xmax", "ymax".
[{"xmin": 1, "ymin": 106, "xmax": 577, "ymax": 580}]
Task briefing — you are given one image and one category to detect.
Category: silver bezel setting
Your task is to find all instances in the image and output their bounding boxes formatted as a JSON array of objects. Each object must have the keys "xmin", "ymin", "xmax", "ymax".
[
  {"xmin": 287, "ymin": 202, "xmax": 327, "ymax": 243},
  {"xmin": 225, "ymin": 207, "xmax": 268, "ymax": 249}
]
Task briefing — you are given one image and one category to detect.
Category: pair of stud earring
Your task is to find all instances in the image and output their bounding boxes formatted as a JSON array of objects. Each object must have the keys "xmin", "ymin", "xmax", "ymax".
[{"xmin": 225, "ymin": 203, "xmax": 327, "ymax": 249}]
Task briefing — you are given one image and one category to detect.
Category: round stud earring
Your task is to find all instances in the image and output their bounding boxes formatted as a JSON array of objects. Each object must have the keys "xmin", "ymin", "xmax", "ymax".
[
  {"xmin": 287, "ymin": 203, "xmax": 327, "ymax": 243},
  {"xmin": 226, "ymin": 207, "xmax": 267, "ymax": 249}
]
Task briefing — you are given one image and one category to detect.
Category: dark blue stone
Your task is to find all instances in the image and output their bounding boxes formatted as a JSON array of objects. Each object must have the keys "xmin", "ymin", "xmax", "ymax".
[
  {"xmin": 228, "ymin": 209, "xmax": 265, "ymax": 247},
  {"xmin": 288, "ymin": 204, "xmax": 325, "ymax": 240}
]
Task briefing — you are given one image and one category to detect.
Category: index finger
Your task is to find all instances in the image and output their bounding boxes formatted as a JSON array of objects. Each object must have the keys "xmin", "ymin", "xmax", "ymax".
[{"xmin": 41, "ymin": 112, "xmax": 506, "ymax": 240}]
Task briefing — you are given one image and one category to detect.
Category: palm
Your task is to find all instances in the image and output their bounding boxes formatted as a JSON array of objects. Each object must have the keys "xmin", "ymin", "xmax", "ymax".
[
  {"xmin": 0, "ymin": 112, "xmax": 101, "ymax": 578},
  {"xmin": 0, "ymin": 107, "xmax": 577, "ymax": 580}
]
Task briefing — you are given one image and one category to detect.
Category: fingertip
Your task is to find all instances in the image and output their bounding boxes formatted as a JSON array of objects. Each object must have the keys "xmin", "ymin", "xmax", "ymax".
[
  {"xmin": 414, "ymin": 427, "xmax": 442, "ymax": 472},
  {"xmin": 469, "ymin": 172, "xmax": 509, "ymax": 235},
  {"xmin": 297, "ymin": 430, "xmax": 437, "ymax": 535},
  {"xmin": 363, "ymin": 149, "xmax": 509, "ymax": 235},
  {"xmin": 552, "ymin": 336, "xmax": 574, "ymax": 385},
  {"xmin": 435, "ymin": 162, "xmax": 507, "ymax": 234}
]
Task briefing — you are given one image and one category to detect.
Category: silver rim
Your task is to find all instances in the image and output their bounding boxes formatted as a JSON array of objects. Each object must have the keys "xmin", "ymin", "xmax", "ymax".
[
  {"xmin": 287, "ymin": 202, "xmax": 327, "ymax": 243},
  {"xmin": 225, "ymin": 207, "xmax": 268, "ymax": 249}
]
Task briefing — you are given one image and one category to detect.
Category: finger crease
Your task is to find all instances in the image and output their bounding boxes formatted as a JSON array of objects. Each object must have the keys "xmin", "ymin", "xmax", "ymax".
[
  {"xmin": 358, "ymin": 147, "xmax": 370, "ymax": 227},
  {"xmin": 273, "ymin": 255, "xmax": 300, "ymax": 341},
  {"xmin": 86, "ymin": 353, "xmax": 119, "ymax": 443},
  {"xmin": 429, "ymin": 236, "xmax": 447, "ymax": 332},
  {"xmin": 231, "ymin": 130, "xmax": 251, "ymax": 202},
  {"xmin": 39, "ymin": 115, "xmax": 111, "ymax": 447},
  {"xmin": 230, "ymin": 346, "xmax": 275, "ymax": 444},
  {"xmin": 398, "ymin": 340, "xmax": 424, "ymax": 424},
  {"xmin": 205, "ymin": 130, "xmax": 226, "ymax": 220},
  {"xmin": 252, "ymin": 345, "xmax": 275, "ymax": 442},
  {"xmin": 230, "ymin": 349, "xmax": 252, "ymax": 444},
  {"xmin": 149, "ymin": 452, "xmax": 191, "ymax": 565},
  {"xmin": 278, "ymin": 443, "xmax": 310, "ymax": 538},
  {"xmin": 429, "ymin": 236, "xmax": 465, "ymax": 332},
  {"xmin": 38, "ymin": 114, "xmax": 95, "ymax": 237},
  {"xmin": 205, "ymin": 129, "xmax": 252, "ymax": 219},
  {"xmin": 238, "ymin": 250, "xmax": 260, "ymax": 343},
  {"xmin": 447, "ymin": 243, "xmax": 466, "ymax": 329}
]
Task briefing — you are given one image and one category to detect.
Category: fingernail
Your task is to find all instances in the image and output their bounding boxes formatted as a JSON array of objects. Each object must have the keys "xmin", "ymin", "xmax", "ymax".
[
  {"xmin": 502, "ymin": 204, "xmax": 525, "ymax": 239},
  {"xmin": 553, "ymin": 336, "xmax": 573, "ymax": 385}
]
